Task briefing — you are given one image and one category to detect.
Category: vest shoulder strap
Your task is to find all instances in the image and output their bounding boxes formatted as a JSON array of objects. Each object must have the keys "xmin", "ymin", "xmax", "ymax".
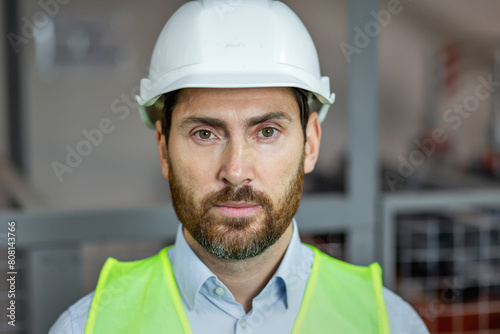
[
  {"xmin": 292, "ymin": 244, "xmax": 390, "ymax": 334},
  {"xmin": 84, "ymin": 245, "xmax": 192, "ymax": 334}
]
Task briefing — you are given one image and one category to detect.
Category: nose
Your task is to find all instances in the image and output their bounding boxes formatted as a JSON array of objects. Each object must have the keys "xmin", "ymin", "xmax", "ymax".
[{"xmin": 218, "ymin": 136, "xmax": 255, "ymax": 187}]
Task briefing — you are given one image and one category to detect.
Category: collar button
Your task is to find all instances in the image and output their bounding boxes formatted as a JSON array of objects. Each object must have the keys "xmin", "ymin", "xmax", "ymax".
[{"xmin": 214, "ymin": 287, "xmax": 224, "ymax": 296}]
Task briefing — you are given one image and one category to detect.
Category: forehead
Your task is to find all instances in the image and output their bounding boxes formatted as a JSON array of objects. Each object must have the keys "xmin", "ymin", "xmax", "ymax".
[{"xmin": 174, "ymin": 87, "xmax": 299, "ymax": 119}]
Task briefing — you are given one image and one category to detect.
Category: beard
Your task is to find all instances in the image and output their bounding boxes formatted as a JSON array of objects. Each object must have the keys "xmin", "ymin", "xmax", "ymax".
[{"xmin": 167, "ymin": 151, "xmax": 305, "ymax": 260}]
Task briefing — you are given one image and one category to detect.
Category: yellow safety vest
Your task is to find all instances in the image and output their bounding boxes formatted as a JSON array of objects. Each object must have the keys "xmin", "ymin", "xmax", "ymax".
[{"xmin": 85, "ymin": 244, "xmax": 390, "ymax": 333}]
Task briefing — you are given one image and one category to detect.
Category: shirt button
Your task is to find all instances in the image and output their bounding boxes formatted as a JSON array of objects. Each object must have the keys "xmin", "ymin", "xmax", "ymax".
[
  {"xmin": 215, "ymin": 287, "xmax": 224, "ymax": 296},
  {"xmin": 240, "ymin": 318, "xmax": 248, "ymax": 329}
]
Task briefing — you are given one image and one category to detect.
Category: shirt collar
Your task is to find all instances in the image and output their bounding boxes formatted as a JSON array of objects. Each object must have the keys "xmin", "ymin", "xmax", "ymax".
[
  {"xmin": 272, "ymin": 218, "xmax": 307, "ymax": 308},
  {"xmin": 169, "ymin": 218, "xmax": 306, "ymax": 310},
  {"xmin": 170, "ymin": 224, "xmax": 216, "ymax": 310}
]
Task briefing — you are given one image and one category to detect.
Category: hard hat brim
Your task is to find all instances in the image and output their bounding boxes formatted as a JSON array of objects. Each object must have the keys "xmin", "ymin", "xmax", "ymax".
[{"xmin": 136, "ymin": 73, "xmax": 335, "ymax": 129}]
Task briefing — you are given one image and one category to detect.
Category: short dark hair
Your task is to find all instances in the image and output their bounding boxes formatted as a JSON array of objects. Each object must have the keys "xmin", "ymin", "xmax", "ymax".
[{"xmin": 161, "ymin": 88, "xmax": 310, "ymax": 146}]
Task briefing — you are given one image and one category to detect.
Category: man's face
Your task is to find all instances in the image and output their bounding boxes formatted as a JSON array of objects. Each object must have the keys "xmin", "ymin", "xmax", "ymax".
[{"xmin": 156, "ymin": 87, "xmax": 320, "ymax": 260}]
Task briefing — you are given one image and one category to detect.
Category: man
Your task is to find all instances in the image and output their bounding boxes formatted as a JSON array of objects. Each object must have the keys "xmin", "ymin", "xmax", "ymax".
[{"xmin": 51, "ymin": 1, "xmax": 429, "ymax": 333}]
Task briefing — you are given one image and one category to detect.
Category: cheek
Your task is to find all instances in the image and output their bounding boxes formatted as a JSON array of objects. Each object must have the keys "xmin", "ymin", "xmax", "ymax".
[
  {"xmin": 254, "ymin": 142, "xmax": 304, "ymax": 197},
  {"xmin": 169, "ymin": 142, "xmax": 218, "ymax": 190}
]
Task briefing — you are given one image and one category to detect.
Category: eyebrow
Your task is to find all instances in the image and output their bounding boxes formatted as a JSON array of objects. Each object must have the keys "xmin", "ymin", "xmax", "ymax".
[
  {"xmin": 178, "ymin": 111, "xmax": 293, "ymax": 131},
  {"xmin": 247, "ymin": 111, "xmax": 293, "ymax": 127}
]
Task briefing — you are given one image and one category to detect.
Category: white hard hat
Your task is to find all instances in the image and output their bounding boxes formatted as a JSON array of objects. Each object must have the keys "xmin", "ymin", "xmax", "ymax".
[{"xmin": 136, "ymin": 0, "xmax": 335, "ymax": 129}]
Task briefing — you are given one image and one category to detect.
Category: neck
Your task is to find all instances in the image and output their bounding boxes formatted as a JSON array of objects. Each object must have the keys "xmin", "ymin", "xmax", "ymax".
[{"xmin": 183, "ymin": 222, "xmax": 293, "ymax": 314}]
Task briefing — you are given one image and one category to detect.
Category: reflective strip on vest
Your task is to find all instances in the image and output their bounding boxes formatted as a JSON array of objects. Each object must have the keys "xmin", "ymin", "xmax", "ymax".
[{"xmin": 85, "ymin": 244, "xmax": 390, "ymax": 333}]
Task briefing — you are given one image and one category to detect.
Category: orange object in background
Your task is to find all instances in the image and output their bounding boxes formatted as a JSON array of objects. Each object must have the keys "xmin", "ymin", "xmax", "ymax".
[{"xmin": 411, "ymin": 300, "xmax": 500, "ymax": 333}]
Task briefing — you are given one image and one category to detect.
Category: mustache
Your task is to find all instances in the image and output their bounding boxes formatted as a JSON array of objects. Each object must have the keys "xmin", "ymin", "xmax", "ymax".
[{"xmin": 203, "ymin": 185, "xmax": 272, "ymax": 211}]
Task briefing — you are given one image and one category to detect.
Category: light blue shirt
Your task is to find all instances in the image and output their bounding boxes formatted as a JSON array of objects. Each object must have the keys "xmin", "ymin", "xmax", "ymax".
[
  {"xmin": 168, "ymin": 219, "xmax": 313, "ymax": 334},
  {"xmin": 49, "ymin": 219, "xmax": 429, "ymax": 333}
]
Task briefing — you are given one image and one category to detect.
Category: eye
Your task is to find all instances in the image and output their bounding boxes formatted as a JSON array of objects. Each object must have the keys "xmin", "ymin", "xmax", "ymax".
[
  {"xmin": 259, "ymin": 127, "xmax": 277, "ymax": 138},
  {"xmin": 195, "ymin": 130, "xmax": 215, "ymax": 140}
]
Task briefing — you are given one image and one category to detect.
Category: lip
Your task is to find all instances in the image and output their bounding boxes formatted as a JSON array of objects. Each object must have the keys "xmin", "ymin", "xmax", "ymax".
[{"xmin": 213, "ymin": 203, "xmax": 261, "ymax": 218}]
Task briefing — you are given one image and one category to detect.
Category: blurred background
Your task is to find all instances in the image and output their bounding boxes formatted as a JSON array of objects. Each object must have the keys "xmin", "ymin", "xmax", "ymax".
[{"xmin": 0, "ymin": 0, "xmax": 499, "ymax": 333}]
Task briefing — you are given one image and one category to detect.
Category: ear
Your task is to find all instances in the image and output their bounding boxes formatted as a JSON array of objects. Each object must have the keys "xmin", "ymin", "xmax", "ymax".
[
  {"xmin": 156, "ymin": 120, "xmax": 169, "ymax": 179},
  {"xmin": 304, "ymin": 112, "xmax": 321, "ymax": 174}
]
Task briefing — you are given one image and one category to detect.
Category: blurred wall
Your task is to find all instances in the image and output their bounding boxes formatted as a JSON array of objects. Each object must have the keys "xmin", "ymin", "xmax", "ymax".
[
  {"xmin": 23, "ymin": 0, "xmax": 186, "ymax": 210},
  {"xmin": 380, "ymin": 0, "xmax": 494, "ymax": 171}
]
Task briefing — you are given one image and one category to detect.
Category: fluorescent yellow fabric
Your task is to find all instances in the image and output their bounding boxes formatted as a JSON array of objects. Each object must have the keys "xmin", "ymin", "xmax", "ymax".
[
  {"xmin": 292, "ymin": 245, "xmax": 390, "ymax": 333},
  {"xmin": 85, "ymin": 244, "xmax": 389, "ymax": 333},
  {"xmin": 85, "ymin": 245, "xmax": 191, "ymax": 334}
]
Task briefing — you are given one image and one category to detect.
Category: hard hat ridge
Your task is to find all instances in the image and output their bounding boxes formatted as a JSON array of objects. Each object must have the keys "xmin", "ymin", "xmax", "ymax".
[{"xmin": 196, "ymin": 0, "xmax": 274, "ymax": 9}]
